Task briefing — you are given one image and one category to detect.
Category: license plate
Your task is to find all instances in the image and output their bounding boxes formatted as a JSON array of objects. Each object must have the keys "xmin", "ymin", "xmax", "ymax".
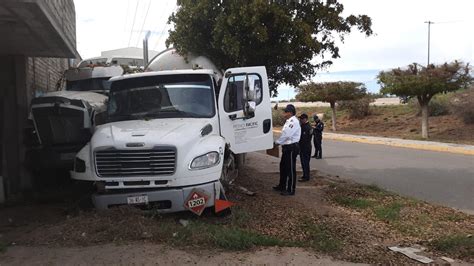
[
  {"xmin": 187, "ymin": 197, "xmax": 206, "ymax": 208},
  {"xmin": 60, "ymin": 152, "xmax": 76, "ymax": 160},
  {"xmin": 127, "ymin": 195, "xmax": 148, "ymax": 205}
]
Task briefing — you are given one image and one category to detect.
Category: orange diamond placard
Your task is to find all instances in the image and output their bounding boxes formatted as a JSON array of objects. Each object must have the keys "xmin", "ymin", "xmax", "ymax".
[{"xmin": 184, "ymin": 189, "xmax": 210, "ymax": 216}]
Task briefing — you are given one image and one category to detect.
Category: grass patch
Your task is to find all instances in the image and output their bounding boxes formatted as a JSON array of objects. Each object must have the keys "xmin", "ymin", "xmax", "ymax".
[
  {"xmin": 230, "ymin": 207, "xmax": 252, "ymax": 227},
  {"xmin": 445, "ymin": 213, "xmax": 465, "ymax": 223},
  {"xmin": 334, "ymin": 196, "xmax": 373, "ymax": 209},
  {"xmin": 374, "ymin": 202, "xmax": 403, "ymax": 222},
  {"xmin": 301, "ymin": 221, "xmax": 342, "ymax": 252},
  {"xmin": 212, "ymin": 227, "xmax": 284, "ymax": 250},
  {"xmin": 169, "ymin": 220, "xmax": 286, "ymax": 251},
  {"xmin": 432, "ymin": 235, "xmax": 474, "ymax": 258},
  {"xmin": 0, "ymin": 241, "xmax": 7, "ymax": 253},
  {"xmin": 364, "ymin": 184, "xmax": 385, "ymax": 194}
]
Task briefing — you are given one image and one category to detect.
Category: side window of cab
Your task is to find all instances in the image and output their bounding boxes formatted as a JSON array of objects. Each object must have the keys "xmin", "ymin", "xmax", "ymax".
[{"xmin": 223, "ymin": 74, "xmax": 263, "ymax": 113}]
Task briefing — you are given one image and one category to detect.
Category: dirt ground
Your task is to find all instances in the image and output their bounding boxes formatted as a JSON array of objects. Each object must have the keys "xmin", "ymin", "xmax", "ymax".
[
  {"xmin": 280, "ymin": 105, "xmax": 474, "ymax": 145},
  {"xmin": 335, "ymin": 106, "xmax": 474, "ymax": 145},
  {"xmin": 0, "ymin": 158, "xmax": 472, "ymax": 264},
  {"xmin": 0, "ymin": 244, "xmax": 362, "ymax": 265}
]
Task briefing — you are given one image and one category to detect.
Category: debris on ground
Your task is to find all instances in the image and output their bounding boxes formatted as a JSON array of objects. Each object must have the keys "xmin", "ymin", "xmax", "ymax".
[
  {"xmin": 388, "ymin": 246, "xmax": 433, "ymax": 264},
  {"xmin": 441, "ymin": 256, "xmax": 455, "ymax": 263},
  {"xmin": 236, "ymin": 185, "xmax": 256, "ymax": 196},
  {"xmin": 179, "ymin": 219, "xmax": 189, "ymax": 227}
]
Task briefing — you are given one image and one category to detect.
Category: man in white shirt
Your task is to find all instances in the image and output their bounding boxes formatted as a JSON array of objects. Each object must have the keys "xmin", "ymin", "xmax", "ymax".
[{"xmin": 273, "ymin": 104, "xmax": 301, "ymax": 196}]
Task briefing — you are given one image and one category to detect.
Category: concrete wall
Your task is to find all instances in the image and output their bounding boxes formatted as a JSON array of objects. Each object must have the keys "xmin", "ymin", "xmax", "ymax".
[
  {"xmin": 0, "ymin": 0, "xmax": 78, "ymax": 58},
  {"xmin": 43, "ymin": 0, "xmax": 77, "ymax": 49}
]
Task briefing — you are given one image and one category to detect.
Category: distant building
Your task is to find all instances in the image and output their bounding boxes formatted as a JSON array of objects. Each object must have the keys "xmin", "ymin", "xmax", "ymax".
[
  {"xmin": 100, "ymin": 47, "xmax": 159, "ymax": 59},
  {"xmin": 77, "ymin": 47, "xmax": 160, "ymax": 68}
]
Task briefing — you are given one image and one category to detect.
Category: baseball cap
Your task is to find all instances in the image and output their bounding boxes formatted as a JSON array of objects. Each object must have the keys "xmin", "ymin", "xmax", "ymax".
[
  {"xmin": 299, "ymin": 113, "xmax": 308, "ymax": 119},
  {"xmin": 283, "ymin": 104, "xmax": 296, "ymax": 115}
]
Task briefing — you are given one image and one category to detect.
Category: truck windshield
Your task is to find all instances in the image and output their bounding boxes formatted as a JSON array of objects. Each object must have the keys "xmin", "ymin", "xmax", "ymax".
[
  {"xmin": 66, "ymin": 78, "xmax": 111, "ymax": 92},
  {"xmin": 107, "ymin": 74, "xmax": 215, "ymax": 122}
]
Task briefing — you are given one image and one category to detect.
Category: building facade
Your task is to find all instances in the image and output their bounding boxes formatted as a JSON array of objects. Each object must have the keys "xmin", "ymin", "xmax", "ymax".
[{"xmin": 0, "ymin": 0, "xmax": 79, "ymax": 202}]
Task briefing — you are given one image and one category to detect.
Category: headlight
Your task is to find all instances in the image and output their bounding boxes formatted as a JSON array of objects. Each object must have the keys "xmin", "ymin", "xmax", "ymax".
[{"xmin": 190, "ymin": 152, "xmax": 220, "ymax": 170}]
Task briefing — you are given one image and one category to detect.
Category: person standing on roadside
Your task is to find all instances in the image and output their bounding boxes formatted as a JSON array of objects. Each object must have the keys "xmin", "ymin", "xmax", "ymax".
[
  {"xmin": 312, "ymin": 115, "xmax": 324, "ymax": 159},
  {"xmin": 273, "ymin": 104, "xmax": 301, "ymax": 196},
  {"xmin": 298, "ymin": 113, "xmax": 312, "ymax": 182}
]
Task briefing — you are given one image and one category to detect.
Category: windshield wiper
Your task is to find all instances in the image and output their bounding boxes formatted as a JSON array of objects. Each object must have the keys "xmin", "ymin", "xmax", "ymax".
[{"xmin": 158, "ymin": 109, "xmax": 200, "ymax": 117}]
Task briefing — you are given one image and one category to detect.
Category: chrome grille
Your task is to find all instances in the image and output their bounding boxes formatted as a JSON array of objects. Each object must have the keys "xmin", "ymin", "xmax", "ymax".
[{"xmin": 95, "ymin": 148, "xmax": 176, "ymax": 177}]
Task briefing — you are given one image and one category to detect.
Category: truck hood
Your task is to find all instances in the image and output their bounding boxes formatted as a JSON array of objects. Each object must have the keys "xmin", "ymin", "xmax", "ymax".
[
  {"xmin": 38, "ymin": 91, "xmax": 107, "ymax": 110},
  {"xmin": 91, "ymin": 118, "xmax": 215, "ymax": 150}
]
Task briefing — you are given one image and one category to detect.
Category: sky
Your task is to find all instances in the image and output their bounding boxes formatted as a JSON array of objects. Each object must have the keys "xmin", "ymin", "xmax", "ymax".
[{"xmin": 74, "ymin": 0, "xmax": 474, "ymax": 99}]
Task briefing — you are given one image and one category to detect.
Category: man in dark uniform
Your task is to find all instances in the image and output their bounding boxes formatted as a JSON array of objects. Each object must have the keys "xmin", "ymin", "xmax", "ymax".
[
  {"xmin": 298, "ymin": 113, "xmax": 312, "ymax": 182},
  {"xmin": 273, "ymin": 104, "xmax": 301, "ymax": 196},
  {"xmin": 312, "ymin": 115, "xmax": 324, "ymax": 159}
]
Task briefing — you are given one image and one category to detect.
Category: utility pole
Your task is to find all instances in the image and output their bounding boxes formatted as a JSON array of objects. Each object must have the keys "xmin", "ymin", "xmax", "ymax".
[{"xmin": 424, "ymin": 21, "xmax": 434, "ymax": 66}]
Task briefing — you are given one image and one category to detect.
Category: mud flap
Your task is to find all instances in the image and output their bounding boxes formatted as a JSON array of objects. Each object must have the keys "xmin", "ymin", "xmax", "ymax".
[{"xmin": 214, "ymin": 181, "xmax": 233, "ymax": 216}]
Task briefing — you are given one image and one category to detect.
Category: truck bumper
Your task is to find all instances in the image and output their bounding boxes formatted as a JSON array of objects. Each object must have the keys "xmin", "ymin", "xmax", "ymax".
[
  {"xmin": 92, "ymin": 181, "xmax": 220, "ymax": 212},
  {"xmin": 26, "ymin": 145, "xmax": 84, "ymax": 171}
]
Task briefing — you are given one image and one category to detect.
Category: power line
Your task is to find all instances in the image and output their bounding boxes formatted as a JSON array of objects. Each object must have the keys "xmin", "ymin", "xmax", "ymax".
[
  {"xmin": 153, "ymin": 4, "xmax": 177, "ymax": 51},
  {"xmin": 148, "ymin": 0, "xmax": 169, "ymax": 37},
  {"xmin": 151, "ymin": 1, "xmax": 173, "ymax": 50},
  {"xmin": 123, "ymin": 0, "xmax": 131, "ymax": 31},
  {"xmin": 435, "ymin": 20, "xmax": 463, "ymax": 24},
  {"xmin": 136, "ymin": 0, "xmax": 152, "ymax": 47},
  {"xmin": 127, "ymin": 0, "xmax": 140, "ymax": 47}
]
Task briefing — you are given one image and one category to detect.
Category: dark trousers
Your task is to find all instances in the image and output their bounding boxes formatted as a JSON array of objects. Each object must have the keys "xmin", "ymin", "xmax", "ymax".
[
  {"xmin": 300, "ymin": 148, "xmax": 311, "ymax": 180},
  {"xmin": 313, "ymin": 136, "xmax": 322, "ymax": 158},
  {"xmin": 279, "ymin": 144, "xmax": 299, "ymax": 194}
]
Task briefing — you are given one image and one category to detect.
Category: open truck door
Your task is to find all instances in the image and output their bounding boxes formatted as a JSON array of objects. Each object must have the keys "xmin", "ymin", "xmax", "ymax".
[{"xmin": 218, "ymin": 66, "xmax": 273, "ymax": 154}]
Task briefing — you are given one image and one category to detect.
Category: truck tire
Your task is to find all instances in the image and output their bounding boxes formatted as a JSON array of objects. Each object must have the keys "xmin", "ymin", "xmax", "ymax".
[{"xmin": 221, "ymin": 153, "xmax": 237, "ymax": 186}]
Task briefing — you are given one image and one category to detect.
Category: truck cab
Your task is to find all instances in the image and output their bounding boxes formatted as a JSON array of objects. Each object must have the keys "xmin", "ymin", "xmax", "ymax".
[{"xmin": 71, "ymin": 50, "xmax": 273, "ymax": 213}]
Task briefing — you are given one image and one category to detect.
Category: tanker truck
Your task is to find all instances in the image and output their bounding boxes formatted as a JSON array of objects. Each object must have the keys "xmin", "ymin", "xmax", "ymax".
[
  {"xmin": 71, "ymin": 49, "xmax": 273, "ymax": 214},
  {"xmin": 28, "ymin": 55, "xmax": 145, "ymax": 173}
]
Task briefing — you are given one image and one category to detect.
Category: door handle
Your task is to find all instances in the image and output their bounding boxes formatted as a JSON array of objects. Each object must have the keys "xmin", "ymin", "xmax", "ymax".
[{"xmin": 263, "ymin": 119, "xmax": 271, "ymax": 133}]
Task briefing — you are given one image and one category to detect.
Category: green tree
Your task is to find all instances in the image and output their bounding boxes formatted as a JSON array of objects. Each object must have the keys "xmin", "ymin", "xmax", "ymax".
[
  {"xmin": 378, "ymin": 61, "xmax": 472, "ymax": 139},
  {"xmin": 166, "ymin": 0, "xmax": 372, "ymax": 94},
  {"xmin": 296, "ymin": 81, "xmax": 366, "ymax": 131}
]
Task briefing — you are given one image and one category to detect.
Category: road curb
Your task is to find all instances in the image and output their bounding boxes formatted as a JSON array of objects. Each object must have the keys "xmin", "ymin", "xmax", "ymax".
[{"xmin": 273, "ymin": 129, "xmax": 474, "ymax": 156}]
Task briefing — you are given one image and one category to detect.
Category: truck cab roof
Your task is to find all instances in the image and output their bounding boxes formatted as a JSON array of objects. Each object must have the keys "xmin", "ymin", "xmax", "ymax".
[{"xmin": 109, "ymin": 69, "xmax": 219, "ymax": 83}]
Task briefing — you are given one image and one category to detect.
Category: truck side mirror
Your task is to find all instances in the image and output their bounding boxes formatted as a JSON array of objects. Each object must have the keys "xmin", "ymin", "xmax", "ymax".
[
  {"xmin": 243, "ymin": 75, "xmax": 256, "ymax": 102},
  {"xmin": 242, "ymin": 74, "xmax": 257, "ymax": 119},
  {"xmin": 243, "ymin": 101, "xmax": 256, "ymax": 118}
]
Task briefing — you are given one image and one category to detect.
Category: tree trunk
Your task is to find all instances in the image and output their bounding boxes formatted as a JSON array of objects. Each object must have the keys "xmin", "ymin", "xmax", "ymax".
[
  {"xmin": 330, "ymin": 101, "xmax": 336, "ymax": 131},
  {"xmin": 420, "ymin": 102, "xmax": 429, "ymax": 139}
]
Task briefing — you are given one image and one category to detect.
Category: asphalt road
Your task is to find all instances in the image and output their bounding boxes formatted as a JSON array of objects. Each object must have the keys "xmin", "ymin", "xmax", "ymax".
[{"xmin": 308, "ymin": 140, "xmax": 474, "ymax": 213}]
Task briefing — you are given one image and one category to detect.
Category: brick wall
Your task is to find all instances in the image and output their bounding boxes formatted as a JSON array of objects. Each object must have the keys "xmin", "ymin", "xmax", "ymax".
[
  {"xmin": 25, "ymin": 0, "xmax": 77, "ymax": 105},
  {"xmin": 26, "ymin": 57, "xmax": 69, "ymax": 102}
]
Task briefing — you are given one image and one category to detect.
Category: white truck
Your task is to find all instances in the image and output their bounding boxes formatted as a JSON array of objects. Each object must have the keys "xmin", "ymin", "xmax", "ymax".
[
  {"xmin": 71, "ymin": 49, "xmax": 274, "ymax": 213},
  {"xmin": 28, "ymin": 65, "xmax": 123, "ymax": 172},
  {"xmin": 28, "ymin": 55, "xmax": 144, "ymax": 173}
]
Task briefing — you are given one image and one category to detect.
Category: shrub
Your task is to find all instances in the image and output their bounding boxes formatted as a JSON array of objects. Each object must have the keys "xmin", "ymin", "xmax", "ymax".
[
  {"xmin": 272, "ymin": 109, "xmax": 286, "ymax": 127},
  {"xmin": 451, "ymin": 88, "xmax": 474, "ymax": 124},
  {"xmin": 339, "ymin": 97, "xmax": 374, "ymax": 119},
  {"xmin": 429, "ymin": 93, "xmax": 452, "ymax": 116},
  {"xmin": 408, "ymin": 93, "xmax": 452, "ymax": 117}
]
